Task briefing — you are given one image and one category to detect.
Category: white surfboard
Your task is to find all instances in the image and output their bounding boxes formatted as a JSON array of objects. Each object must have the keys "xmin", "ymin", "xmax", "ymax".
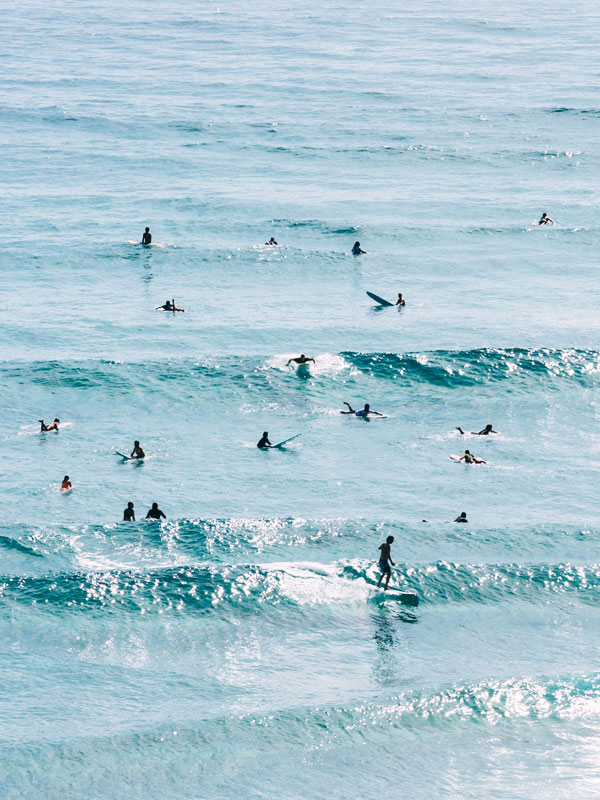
[
  {"xmin": 115, "ymin": 451, "xmax": 133, "ymax": 460},
  {"xmin": 127, "ymin": 240, "xmax": 167, "ymax": 248}
]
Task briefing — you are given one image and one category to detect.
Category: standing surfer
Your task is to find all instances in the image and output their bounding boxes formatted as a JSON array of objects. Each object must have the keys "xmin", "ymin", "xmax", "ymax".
[{"xmin": 377, "ymin": 536, "xmax": 395, "ymax": 590}]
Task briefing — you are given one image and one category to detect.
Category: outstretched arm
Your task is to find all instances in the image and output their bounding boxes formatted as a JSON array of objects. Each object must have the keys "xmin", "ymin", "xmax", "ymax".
[{"xmin": 286, "ymin": 359, "xmax": 293, "ymax": 366}]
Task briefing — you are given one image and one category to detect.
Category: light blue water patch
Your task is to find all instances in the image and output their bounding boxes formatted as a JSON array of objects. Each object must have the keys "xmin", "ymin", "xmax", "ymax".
[{"xmin": 1, "ymin": 0, "xmax": 600, "ymax": 796}]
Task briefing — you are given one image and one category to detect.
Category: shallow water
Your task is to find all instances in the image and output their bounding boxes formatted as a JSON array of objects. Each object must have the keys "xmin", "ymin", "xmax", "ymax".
[{"xmin": 1, "ymin": 0, "xmax": 600, "ymax": 797}]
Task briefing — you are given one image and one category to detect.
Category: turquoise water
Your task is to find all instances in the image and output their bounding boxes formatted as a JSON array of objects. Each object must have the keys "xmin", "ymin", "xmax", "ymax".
[{"xmin": 2, "ymin": 1, "xmax": 600, "ymax": 797}]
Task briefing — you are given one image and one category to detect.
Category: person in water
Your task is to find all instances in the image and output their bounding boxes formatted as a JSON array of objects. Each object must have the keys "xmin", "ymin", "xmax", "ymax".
[
  {"xmin": 142, "ymin": 227, "xmax": 152, "ymax": 244},
  {"xmin": 538, "ymin": 213, "xmax": 554, "ymax": 226},
  {"xmin": 454, "ymin": 512, "xmax": 468, "ymax": 523},
  {"xmin": 40, "ymin": 418, "xmax": 60, "ymax": 432},
  {"xmin": 156, "ymin": 298, "xmax": 184, "ymax": 312},
  {"xmin": 341, "ymin": 402, "xmax": 383, "ymax": 417},
  {"xmin": 123, "ymin": 501, "xmax": 135, "ymax": 522},
  {"xmin": 286, "ymin": 354, "xmax": 315, "ymax": 366},
  {"xmin": 377, "ymin": 535, "xmax": 395, "ymax": 590},
  {"xmin": 257, "ymin": 431, "xmax": 272, "ymax": 448},
  {"xmin": 459, "ymin": 449, "xmax": 486, "ymax": 464},
  {"xmin": 265, "ymin": 237, "xmax": 278, "ymax": 245},
  {"xmin": 456, "ymin": 424, "xmax": 498, "ymax": 435},
  {"xmin": 351, "ymin": 241, "xmax": 366, "ymax": 255},
  {"xmin": 131, "ymin": 440, "xmax": 145, "ymax": 459},
  {"xmin": 61, "ymin": 475, "xmax": 72, "ymax": 490},
  {"xmin": 146, "ymin": 502, "xmax": 165, "ymax": 520},
  {"xmin": 396, "ymin": 293, "xmax": 405, "ymax": 306}
]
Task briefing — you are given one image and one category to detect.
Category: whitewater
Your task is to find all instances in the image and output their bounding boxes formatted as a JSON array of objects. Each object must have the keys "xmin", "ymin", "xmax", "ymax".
[{"xmin": 1, "ymin": 0, "xmax": 600, "ymax": 797}]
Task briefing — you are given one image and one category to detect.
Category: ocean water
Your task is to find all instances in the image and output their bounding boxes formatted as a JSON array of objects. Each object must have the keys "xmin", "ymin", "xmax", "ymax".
[{"xmin": 1, "ymin": 0, "xmax": 600, "ymax": 797}]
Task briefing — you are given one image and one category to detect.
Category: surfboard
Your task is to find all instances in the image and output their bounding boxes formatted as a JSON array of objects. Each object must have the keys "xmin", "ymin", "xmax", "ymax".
[
  {"xmin": 272, "ymin": 434, "xmax": 302, "ymax": 448},
  {"xmin": 40, "ymin": 422, "xmax": 72, "ymax": 433},
  {"xmin": 368, "ymin": 587, "xmax": 419, "ymax": 606},
  {"xmin": 366, "ymin": 291, "xmax": 393, "ymax": 307},
  {"xmin": 450, "ymin": 454, "xmax": 485, "ymax": 464},
  {"xmin": 60, "ymin": 487, "xmax": 74, "ymax": 495},
  {"xmin": 115, "ymin": 451, "xmax": 133, "ymax": 460},
  {"xmin": 127, "ymin": 241, "xmax": 167, "ymax": 248}
]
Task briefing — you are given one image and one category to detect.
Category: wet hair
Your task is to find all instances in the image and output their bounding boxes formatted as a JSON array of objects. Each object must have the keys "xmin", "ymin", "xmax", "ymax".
[
  {"xmin": 145, "ymin": 227, "xmax": 150, "ymax": 232},
  {"xmin": 263, "ymin": 431, "xmax": 268, "ymax": 437},
  {"xmin": 364, "ymin": 403, "xmax": 370, "ymax": 411},
  {"xmin": 460, "ymin": 512, "xmax": 466, "ymax": 517},
  {"xmin": 63, "ymin": 475, "xmax": 69, "ymax": 481},
  {"xmin": 134, "ymin": 440, "xmax": 139, "ymax": 446},
  {"xmin": 386, "ymin": 535, "xmax": 394, "ymax": 543},
  {"xmin": 465, "ymin": 450, "xmax": 471, "ymax": 454},
  {"xmin": 353, "ymin": 241, "xmax": 360, "ymax": 247},
  {"xmin": 151, "ymin": 502, "xmax": 158, "ymax": 509},
  {"xmin": 300, "ymin": 354, "xmax": 305, "ymax": 358},
  {"xmin": 128, "ymin": 501, "xmax": 134, "ymax": 508}
]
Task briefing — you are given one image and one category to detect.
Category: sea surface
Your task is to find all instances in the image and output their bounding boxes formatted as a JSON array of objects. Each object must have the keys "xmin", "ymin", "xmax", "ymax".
[{"xmin": 1, "ymin": 0, "xmax": 600, "ymax": 797}]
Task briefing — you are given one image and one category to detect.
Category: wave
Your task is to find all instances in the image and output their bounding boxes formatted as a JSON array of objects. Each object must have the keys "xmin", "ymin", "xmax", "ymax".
[{"xmin": 2, "ymin": 558, "xmax": 599, "ymax": 616}]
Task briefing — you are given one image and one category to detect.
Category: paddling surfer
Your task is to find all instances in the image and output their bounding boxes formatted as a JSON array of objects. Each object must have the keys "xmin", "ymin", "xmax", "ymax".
[
  {"xmin": 351, "ymin": 241, "xmax": 366, "ymax": 255},
  {"xmin": 456, "ymin": 424, "xmax": 498, "ymax": 435},
  {"xmin": 538, "ymin": 213, "xmax": 554, "ymax": 226},
  {"xmin": 377, "ymin": 535, "xmax": 395, "ymax": 590},
  {"xmin": 459, "ymin": 450, "xmax": 486, "ymax": 464},
  {"xmin": 40, "ymin": 418, "xmax": 60, "ymax": 432},
  {"xmin": 156, "ymin": 299, "xmax": 184, "ymax": 312},
  {"xmin": 454, "ymin": 512, "xmax": 468, "ymax": 523},
  {"xmin": 341, "ymin": 402, "xmax": 383, "ymax": 417},
  {"xmin": 286, "ymin": 354, "xmax": 315, "ymax": 366}
]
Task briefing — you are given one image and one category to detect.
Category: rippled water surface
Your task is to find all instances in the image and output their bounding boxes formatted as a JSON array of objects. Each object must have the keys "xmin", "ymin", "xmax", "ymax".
[{"xmin": 1, "ymin": 0, "xmax": 600, "ymax": 797}]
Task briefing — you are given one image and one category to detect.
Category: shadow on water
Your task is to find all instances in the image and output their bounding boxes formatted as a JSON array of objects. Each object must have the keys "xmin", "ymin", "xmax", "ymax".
[{"xmin": 370, "ymin": 605, "xmax": 418, "ymax": 687}]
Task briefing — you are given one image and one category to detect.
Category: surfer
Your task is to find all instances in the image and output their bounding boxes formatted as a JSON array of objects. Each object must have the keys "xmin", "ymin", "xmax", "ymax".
[
  {"xmin": 142, "ymin": 227, "xmax": 152, "ymax": 244},
  {"xmin": 341, "ymin": 402, "xmax": 383, "ymax": 417},
  {"xmin": 351, "ymin": 241, "xmax": 365, "ymax": 255},
  {"xmin": 538, "ymin": 213, "xmax": 554, "ymax": 226},
  {"xmin": 286, "ymin": 354, "xmax": 315, "ymax": 366},
  {"xmin": 40, "ymin": 418, "xmax": 60, "ymax": 432},
  {"xmin": 257, "ymin": 432, "xmax": 272, "ymax": 449},
  {"xmin": 61, "ymin": 475, "xmax": 72, "ymax": 490},
  {"xmin": 459, "ymin": 450, "xmax": 486, "ymax": 465},
  {"xmin": 456, "ymin": 424, "xmax": 498, "ymax": 435},
  {"xmin": 265, "ymin": 237, "xmax": 278, "ymax": 245},
  {"xmin": 156, "ymin": 299, "xmax": 184, "ymax": 312},
  {"xmin": 396, "ymin": 293, "xmax": 405, "ymax": 306},
  {"xmin": 123, "ymin": 501, "xmax": 135, "ymax": 522},
  {"xmin": 146, "ymin": 502, "xmax": 165, "ymax": 520},
  {"xmin": 131, "ymin": 441, "xmax": 145, "ymax": 460},
  {"xmin": 454, "ymin": 512, "xmax": 468, "ymax": 523},
  {"xmin": 377, "ymin": 536, "xmax": 395, "ymax": 590}
]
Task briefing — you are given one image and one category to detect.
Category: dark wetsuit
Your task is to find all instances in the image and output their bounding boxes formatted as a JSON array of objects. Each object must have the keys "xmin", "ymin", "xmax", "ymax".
[
  {"xmin": 257, "ymin": 436, "xmax": 272, "ymax": 449},
  {"xmin": 142, "ymin": 231, "xmax": 152, "ymax": 244},
  {"xmin": 146, "ymin": 507, "xmax": 165, "ymax": 520},
  {"xmin": 123, "ymin": 507, "xmax": 135, "ymax": 522}
]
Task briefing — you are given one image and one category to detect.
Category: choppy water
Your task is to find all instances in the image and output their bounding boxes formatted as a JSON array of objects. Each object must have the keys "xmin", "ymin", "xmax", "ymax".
[{"xmin": 1, "ymin": 0, "xmax": 600, "ymax": 797}]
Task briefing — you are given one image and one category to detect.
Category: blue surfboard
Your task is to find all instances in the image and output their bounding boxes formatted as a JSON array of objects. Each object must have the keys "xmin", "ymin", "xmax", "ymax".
[
  {"xmin": 366, "ymin": 291, "xmax": 393, "ymax": 306},
  {"xmin": 272, "ymin": 434, "xmax": 302, "ymax": 448}
]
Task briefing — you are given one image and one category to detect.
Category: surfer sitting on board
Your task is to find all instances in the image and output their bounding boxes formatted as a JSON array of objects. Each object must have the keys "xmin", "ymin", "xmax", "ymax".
[
  {"xmin": 456, "ymin": 424, "xmax": 498, "ymax": 435},
  {"xmin": 341, "ymin": 402, "xmax": 383, "ymax": 418},
  {"xmin": 40, "ymin": 418, "xmax": 60, "ymax": 432},
  {"xmin": 146, "ymin": 502, "xmax": 165, "ymax": 520},
  {"xmin": 459, "ymin": 450, "xmax": 486, "ymax": 464},
  {"xmin": 396, "ymin": 293, "xmax": 405, "ymax": 306},
  {"xmin": 156, "ymin": 299, "xmax": 184, "ymax": 312},
  {"xmin": 351, "ymin": 241, "xmax": 365, "ymax": 255},
  {"xmin": 538, "ymin": 213, "xmax": 554, "ymax": 226},
  {"xmin": 377, "ymin": 536, "xmax": 395, "ymax": 590},
  {"xmin": 130, "ymin": 441, "xmax": 145, "ymax": 460},
  {"xmin": 286, "ymin": 354, "xmax": 315, "ymax": 367},
  {"xmin": 454, "ymin": 512, "xmax": 468, "ymax": 523},
  {"xmin": 257, "ymin": 432, "xmax": 272, "ymax": 449},
  {"xmin": 265, "ymin": 237, "xmax": 278, "ymax": 245},
  {"xmin": 123, "ymin": 502, "xmax": 135, "ymax": 522},
  {"xmin": 61, "ymin": 475, "xmax": 72, "ymax": 490},
  {"xmin": 142, "ymin": 227, "xmax": 152, "ymax": 244}
]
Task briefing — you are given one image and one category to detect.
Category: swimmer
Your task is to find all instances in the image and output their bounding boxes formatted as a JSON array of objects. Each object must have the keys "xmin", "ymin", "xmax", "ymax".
[
  {"xmin": 454, "ymin": 512, "xmax": 468, "ymax": 523},
  {"xmin": 155, "ymin": 298, "xmax": 184, "ymax": 312},
  {"xmin": 40, "ymin": 418, "xmax": 60, "ymax": 432},
  {"xmin": 377, "ymin": 535, "xmax": 395, "ymax": 590},
  {"xmin": 286, "ymin": 354, "xmax": 316, "ymax": 366},
  {"xmin": 142, "ymin": 227, "xmax": 152, "ymax": 244},
  {"xmin": 351, "ymin": 241, "xmax": 366, "ymax": 255},
  {"xmin": 61, "ymin": 475, "xmax": 72, "ymax": 490},
  {"xmin": 395, "ymin": 293, "xmax": 405, "ymax": 307},
  {"xmin": 538, "ymin": 213, "xmax": 554, "ymax": 226},
  {"xmin": 257, "ymin": 431, "xmax": 272, "ymax": 449},
  {"xmin": 265, "ymin": 237, "xmax": 278, "ymax": 245},
  {"xmin": 123, "ymin": 501, "xmax": 135, "ymax": 522},
  {"xmin": 145, "ymin": 502, "xmax": 165, "ymax": 520},
  {"xmin": 456, "ymin": 424, "xmax": 498, "ymax": 435},
  {"xmin": 459, "ymin": 449, "xmax": 486, "ymax": 465},
  {"xmin": 130, "ymin": 440, "xmax": 145, "ymax": 460},
  {"xmin": 341, "ymin": 402, "xmax": 383, "ymax": 417}
]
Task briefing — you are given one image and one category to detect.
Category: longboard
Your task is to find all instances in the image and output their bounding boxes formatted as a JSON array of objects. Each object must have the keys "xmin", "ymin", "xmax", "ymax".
[
  {"xmin": 450, "ymin": 454, "xmax": 485, "ymax": 464},
  {"xmin": 366, "ymin": 291, "xmax": 393, "ymax": 306},
  {"xmin": 272, "ymin": 434, "xmax": 302, "ymax": 448},
  {"xmin": 127, "ymin": 240, "xmax": 167, "ymax": 248},
  {"xmin": 368, "ymin": 587, "xmax": 419, "ymax": 606}
]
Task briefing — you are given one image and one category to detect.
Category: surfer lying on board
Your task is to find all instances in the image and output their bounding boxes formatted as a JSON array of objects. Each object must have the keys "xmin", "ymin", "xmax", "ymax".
[
  {"xmin": 265, "ymin": 237, "xmax": 278, "ymax": 245},
  {"xmin": 456, "ymin": 424, "xmax": 498, "ymax": 435},
  {"xmin": 40, "ymin": 418, "xmax": 60, "ymax": 431},
  {"xmin": 257, "ymin": 432, "xmax": 272, "ymax": 448},
  {"xmin": 396, "ymin": 293, "xmax": 405, "ymax": 306},
  {"xmin": 459, "ymin": 450, "xmax": 486, "ymax": 464},
  {"xmin": 341, "ymin": 402, "xmax": 383, "ymax": 417},
  {"xmin": 156, "ymin": 299, "xmax": 184, "ymax": 312},
  {"xmin": 286, "ymin": 354, "xmax": 315, "ymax": 366},
  {"xmin": 538, "ymin": 213, "xmax": 554, "ymax": 226},
  {"xmin": 454, "ymin": 512, "xmax": 468, "ymax": 523},
  {"xmin": 377, "ymin": 536, "xmax": 395, "ymax": 590},
  {"xmin": 351, "ymin": 241, "xmax": 366, "ymax": 255},
  {"xmin": 131, "ymin": 441, "xmax": 145, "ymax": 459},
  {"xmin": 146, "ymin": 502, "xmax": 165, "ymax": 520},
  {"xmin": 142, "ymin": 227, "xmax": 152, "ymax": 244}
]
